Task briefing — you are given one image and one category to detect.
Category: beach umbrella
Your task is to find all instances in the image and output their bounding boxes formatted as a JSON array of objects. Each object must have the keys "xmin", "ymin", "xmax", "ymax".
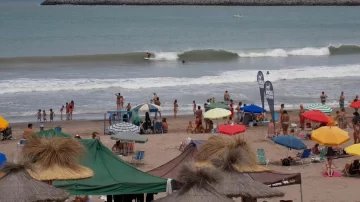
[
  {"xmin": 22, "ymin": 134, "xmax": 94, "ymax": 181},
  {"xmin": 206, "ymin": 103, "xmax": 231, "ymax": 110},
  {"xmin": 305, "ymin": 104, "xmax": 332, "ymax": 114},
  {"xmin": 204, "ymin": 108, "xmax": 231, "ymax": 119},
  {"xmin": 350, "ymin": 101, "xmax": 360, "ymax": 109},
  {"xmin": 311, "ymin": 126, "xmax": 349, "ymax": 146},
  {"xmin": 110, "ymin": 132, "xmax": 148, "ymax": 144},
  {"xmin": 133, "ymin": 103, "xmax": 162, "ymax": 112},
  {"xmin": 272, "ymin": 136, "xmax": 306, "ymax": 150},
  {"xmin": 0, "ymin": 153, "xmax": 6, "ymax": 168},
  {"xmin": 0, "ymin": 163, "xmax": 70, "ymax": 202},
  {"xmin": 108, "ymin": 122, "xmax": 140, "ymax": 133},
  {"xmin": 0, "ymin": 116, "xmax": 9, "ymax": 131},
  {"xmin": 302, "ymin": 110, "xmax": 330, "ymax": 123},
  {"xmin": 241, "ymin": 104, "xmax": 266, "ymax": 114},
  {"xmin": 344, "ymin": 144, "xmax": 360, "ymax": 156},
  {"xmin": 217, "ymin": 124, "xmax": 246, "ymax": 136}
]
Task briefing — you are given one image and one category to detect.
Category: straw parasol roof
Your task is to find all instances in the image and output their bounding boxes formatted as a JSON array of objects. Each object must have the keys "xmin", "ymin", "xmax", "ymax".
[
  {"xmin": 0, "ymin": 163, "xmax": 70, "ymax": 202},
  {"xmin": 195, "ymin": 135, "xmax": 268, "ymax": 172},
  {"xmin": 209, "ymin": 148, "xmax": 285, "ymax": 199},
  {"xmin": 154, "ymin": 164, "xmax": 234, "ymax": 202},
  {"xmin": 22, "ymin": 134, "xmax": 93, "ymax": 181}
]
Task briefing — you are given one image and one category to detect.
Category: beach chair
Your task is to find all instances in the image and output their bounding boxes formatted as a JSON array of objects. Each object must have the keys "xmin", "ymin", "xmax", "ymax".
[
  {"xmin": 132, "ymin": 151, "xmax": 145, "ymax": 165},
  {"xmin": 311, "ymin": 146, "xmax": 327, "ymax": 163},
  {"xmin": 154, "ymin": 122, "xmax": 163, "ymax": 134},
  {"xmin": 257, "ymin": 148, "xmax": 269, "ymax": 165},
  {"xmin": 297, "ymin": 149, "xmax": 312, "ymax": 164}
]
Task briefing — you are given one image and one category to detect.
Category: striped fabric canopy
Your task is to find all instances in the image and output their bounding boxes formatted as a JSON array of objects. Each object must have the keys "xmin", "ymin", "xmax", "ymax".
[
  {"xmin": 305, "ymin": 104, "xmax": 332, "ymax": 114},
  {"xmin": 108, "ymin": 122, "xmax": 140, "ymax": 134},
  {"xmin": 133, "ymin": 103, "xmax": 162, "ymax": 112}
]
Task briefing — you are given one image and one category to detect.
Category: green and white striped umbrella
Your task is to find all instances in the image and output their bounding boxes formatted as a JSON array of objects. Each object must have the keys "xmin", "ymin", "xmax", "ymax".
[{"xmin": 305, "ymin": 104, "xmax": 332, "ymax": 114}]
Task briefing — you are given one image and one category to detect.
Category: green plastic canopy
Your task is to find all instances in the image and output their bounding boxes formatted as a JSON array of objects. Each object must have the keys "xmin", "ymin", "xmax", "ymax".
[
  {"xmin": 54, "ymin": 139, "xmax": 167, "ymax": 195},
  {"xmin": 206, "ymin": 103, "xmax": 231, "ymax": 110},
  {"xmin": 35, "ymin": 129, "xmax": 72, "ymax": 138}
]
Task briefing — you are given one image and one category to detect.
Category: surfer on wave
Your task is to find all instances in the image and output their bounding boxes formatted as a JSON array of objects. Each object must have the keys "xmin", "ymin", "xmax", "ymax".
[{"xmin": 146, "ymin": 52, "xmax": 151, "ymax": 58}]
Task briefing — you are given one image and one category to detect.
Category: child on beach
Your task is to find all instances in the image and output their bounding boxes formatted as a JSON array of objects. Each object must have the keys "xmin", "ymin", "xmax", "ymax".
[
  {"xmin": 60, "ymin": 105, "xmax": 64, "ymax": 120},
  {"xmin": 43, "ymin": 110, "xmax": 47, "ymax": 122},
  {"xmin": 36, "ymin": 109, "xmax": 41, "ymax": 122},
  {"xmin": 50, "ymin": 109, "xmax": 55, "ymax": 122},
  {"xmin": 186, "ymin": 121, "xmax": 194, "ymax": 133}
]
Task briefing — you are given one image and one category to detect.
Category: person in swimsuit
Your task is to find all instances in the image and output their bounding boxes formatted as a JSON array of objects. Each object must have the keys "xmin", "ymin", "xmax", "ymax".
[
  {"xmin": 69, "ymin": 103, "xmax": 73, "ymax": 120},
  {"xmin": 236, "ymin": 102, "xmax": 242, "ymax": 123},
  {"xmin": 146, "ymin": 52, "xmax": 151, "ymax": 58},
  {"xmin": 115, "ymin": 93, "xmax": 121, "ymax": 110},
  {"xmin": 42, "ymin": 110, "xmax": 47, "ymax": 122},
  {"xmin": 174, "ymin": 99, "xmax": 179, "ymax": 118},
  {"xmin": 339, "ymin": 91, "xmax": 345, "ymax": 109},
  {"xmin": 195, "ymin": 106, "xmax": 203, "ymax": 124},
  {"xmin": 279, "ymin": 103, "xmax": 285, "ymax": 115},
  {"xmin": 49, "ymin": 109, "xmax": 55, "ymax": 122},
  {"xmin": 320, "ymin": 92, "xmax": 327, "ymax": 105},
  {"xmin": 60, "ymin": 105, "xmax": 64, "ymax": 121},
  {"xmin": 323, "ymin": 158, "xmax": 337, "ymax": 177},
  {"xmin": 224, "ymin": 91, "xmax": 230, "ymax": 101},
  {"xmin": 65, "ymin": 102, "xmax": 69, "ymax": 120},
  {"xmin": 353, "ymin": 120, "xmax": 360, "ymax": 144},
  {"xmin": 299, "ymin": 104, "xmax": 306, "ymax": 129},
  {"xmin": 193, "ymin": 101, "xmax": 196, "ymax": 116},
  {"xmin": 36, "ymin": 109, "xmax": 41, "ymax": 122},
  {"xmin": 281, "ymin": 110, "xmax": 290, "ymax": 135},
  {"xmin": 119, "ymin": 95, "xmax": 124, "ymax": 110}
]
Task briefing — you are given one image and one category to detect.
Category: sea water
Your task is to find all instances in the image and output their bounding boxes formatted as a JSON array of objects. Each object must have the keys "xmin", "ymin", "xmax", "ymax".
[{"xmin": 1, "ymin": 1, "xmax": 360, "ymax": 122}]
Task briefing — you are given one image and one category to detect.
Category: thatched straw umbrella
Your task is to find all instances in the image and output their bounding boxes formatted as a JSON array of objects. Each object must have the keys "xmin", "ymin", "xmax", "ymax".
[
  {"xmin": 209, "ymin": 148, "xmax": 285, "ymax": 199},
  {"xmin": 154, "ymin": 164, "xmax": 234, "ymax": 202},
  {"xmin": 22, "ymin": 134, "xmax": 93, "ymax": 181},
  {"xmin": 195, "ymin": 135, "xmax": 268, "ymax": 172},
  {"xmin": 0, "ymin": 163, "xmax": 70, "ymax": 202}
]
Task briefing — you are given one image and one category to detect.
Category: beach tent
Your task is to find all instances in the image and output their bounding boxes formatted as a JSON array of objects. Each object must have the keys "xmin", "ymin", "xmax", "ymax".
[
  {"xmin": 148, "ymin": 140, "xmax": 301, "ymax": 190},
  {"xmin": 35, "ymin": 129, "xmax": 72, "ymax": 138},
  {"xmin": 54, "ymin": 139, "xmax": 167, "ymax": 195}
]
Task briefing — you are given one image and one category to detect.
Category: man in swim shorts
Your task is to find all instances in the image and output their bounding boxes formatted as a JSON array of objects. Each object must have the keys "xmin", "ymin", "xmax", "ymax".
[
  {"xmin": 320, "ymin": 92, "xmax": 327, "ymax": 105},
  {"xmin": 339, "ymin": 91, "xmax": 345, "ymax": 109}
]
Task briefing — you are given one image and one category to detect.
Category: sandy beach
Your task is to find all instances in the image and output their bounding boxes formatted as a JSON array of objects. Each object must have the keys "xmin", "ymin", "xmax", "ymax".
[{"xmin": 1, "ymin": 107, "xmax": 359, "ymax": 202}]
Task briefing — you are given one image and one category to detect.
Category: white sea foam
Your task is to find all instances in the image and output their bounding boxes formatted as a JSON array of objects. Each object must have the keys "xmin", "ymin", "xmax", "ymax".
[
  {"xmin": 237, "ymin": 47, "xmax": 330, "ymax": 57},
  {"xmin": 1, "ymin": 64, "xmax": 360, "ymax": 94},
  {"xmin": 153, "ymin": 51, "xmax": 179, "ymax": 60}
]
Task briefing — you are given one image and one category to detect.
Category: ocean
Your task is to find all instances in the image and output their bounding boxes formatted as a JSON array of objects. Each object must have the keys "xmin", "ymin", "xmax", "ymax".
[{"xmin": 1, "ymin": 1, "xmax": 360, "ymax": 122}]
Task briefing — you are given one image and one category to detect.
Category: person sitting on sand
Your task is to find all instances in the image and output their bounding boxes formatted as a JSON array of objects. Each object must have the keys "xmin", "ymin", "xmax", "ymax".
[
  {"xmin": 343, "ymin": 160, "xmax": 360, "ymax": 175},
  {"xmin": 192, "ymin": 118, "xmax": 204, "ymax": 133},
  {"xmin": 112, "ymin": 141, "xmax": 122, "ymax": 152},
  {"xmin": 162, "ymin": 118, "xmax": 168, "ymax": 133},
  {"xmin": 312, "ymin": 143, "xmax": 321, "ymax": 155},
  {"xmin": 281, "ymin": 110, "xmax": 290, "ymax": 134},
  {"xmin": 186, "ymin": 121, "xmax": 195, "ymax": 133},
  {"xmin": 323, "ymin": 158, "xmax": 337, "ymax": 177}
]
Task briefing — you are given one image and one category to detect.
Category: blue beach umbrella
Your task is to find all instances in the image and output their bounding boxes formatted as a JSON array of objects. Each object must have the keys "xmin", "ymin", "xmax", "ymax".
[
  {"xmin": 241, "ymin": 104, "xmax": 266, "ymax": 114},
  {"xmin": 133, "ymin": 103, "xmax": 162, "ymax": 113},
  {"xmin": 0, "ymin": 152, "xmax": 6, "ymax": 167},
  {"xmin": 272, "ymin": 136, "xmax": 307, "ymax": 150}
]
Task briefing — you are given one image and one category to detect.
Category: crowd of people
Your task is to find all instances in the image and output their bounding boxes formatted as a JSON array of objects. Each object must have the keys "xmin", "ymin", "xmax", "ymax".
[{"xmin": 36, "ymin": 100, "xmax": 75, "ymax": 123}]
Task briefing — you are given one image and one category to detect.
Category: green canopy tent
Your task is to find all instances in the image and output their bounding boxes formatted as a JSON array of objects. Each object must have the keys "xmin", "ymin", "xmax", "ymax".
[
  {"xmin": 53, "ymin": 139, "xmax": 167, "ymax": 195},
  {"xmin": 35, "ymin": 129, "xmax": 71, "ymax": 138},
  {"xmin": 206, "ymin": 103, "xmax": 231, "ymax": 110}
]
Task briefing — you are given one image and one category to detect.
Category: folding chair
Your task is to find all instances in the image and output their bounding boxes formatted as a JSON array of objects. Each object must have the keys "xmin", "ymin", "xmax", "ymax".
[{"xmin": 257, "ymin": 148, "xmax": 270, "ymax": 165}]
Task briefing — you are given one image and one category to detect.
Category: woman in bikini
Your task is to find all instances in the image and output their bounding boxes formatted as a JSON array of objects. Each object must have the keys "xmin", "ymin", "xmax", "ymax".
[
  {"xmin": 115, "ymin": 93, "xmax": 121, "ymax": 110},
  {"xmin": 299, "ymin": 104, "xmax": 306, "ymax": 129},
  {"xmin": 174, "ymin": 99, "xmax": 179, "ymax": 118},
  {"xmin": 323, "ymin": 158, "xmax": 337, "ymax": 177},
  {"xmin": 353, "ymin": 120, "xmax": 360, "ymax": 144},
  {"xmin": 281, "ymin": 110, "xmax": 290, "ymax": 135}
]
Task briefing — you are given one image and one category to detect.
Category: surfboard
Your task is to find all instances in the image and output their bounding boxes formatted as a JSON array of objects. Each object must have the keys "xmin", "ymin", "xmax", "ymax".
[{"xmin": 144, "ymin": 57, "xmax": 152, "ymax": 60}]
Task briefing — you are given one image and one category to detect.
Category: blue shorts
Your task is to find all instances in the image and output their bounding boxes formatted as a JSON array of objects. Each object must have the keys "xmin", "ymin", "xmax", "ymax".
[{"xmin": 340, "ymin": 103, "xmax": 344, "ymax": 108}]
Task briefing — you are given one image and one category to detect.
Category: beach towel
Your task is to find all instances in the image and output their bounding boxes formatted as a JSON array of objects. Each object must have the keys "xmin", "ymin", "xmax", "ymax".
[{"xmin": 322, "ymin": 172, "xmax": 342, "ymax": 177}]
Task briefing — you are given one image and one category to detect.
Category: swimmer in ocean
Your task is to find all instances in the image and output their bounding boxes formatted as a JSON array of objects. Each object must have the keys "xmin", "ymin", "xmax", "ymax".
[
  {"xmin": 267, "ymin": 71, "xmax": 270, "ymax": 75},
  {"xmin": 182, "ymin": 60, "xmax": 186, "ymax": 64}
]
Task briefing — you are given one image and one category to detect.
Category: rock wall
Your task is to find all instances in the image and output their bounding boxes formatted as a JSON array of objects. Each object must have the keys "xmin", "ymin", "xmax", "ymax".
[{"xmin": 41, "ymin": 0, "xmax": 360, "ymax": 5}]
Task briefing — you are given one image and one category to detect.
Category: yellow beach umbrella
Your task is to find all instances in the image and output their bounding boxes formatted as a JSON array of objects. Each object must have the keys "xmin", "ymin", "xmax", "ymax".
[
  {"xmin": 0, "ymin": 116, "xmax": 9, "ymax": 130},
  {"xmin": 345, "ymin": 144, "xmax": 360, "ymax": 156},
  {"xmin": 204, "ymin": 108, "xmax": 231, "ymax": 119},
  {"xmin": 311, "ymin": 126, "xmax": 349, "ymax": 146}
]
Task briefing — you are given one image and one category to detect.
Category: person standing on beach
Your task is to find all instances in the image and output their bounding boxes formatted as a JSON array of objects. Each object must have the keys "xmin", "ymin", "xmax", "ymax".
[
  {"xmin": 153, "ymin": 93, "xmax": 158, "ymax": 103},
  {"xmin": 299, "ymin": 104, "xmax": 306, "ymax": 129},
  {"xmin": 154, "ymin": 97, "xmax": 161, "ymax": 118},
  {"xmin": 320, "ymin": 92, "xmax": 328, "ymax": 105},
  {"xmin": 224, "ymin": 91, "xmax": 230, "ymax": 101},
  {"xmin": 60, "ymin": 105, "xmax": 64, "ymax": 120},
  {"xmin": 280, "ymin": 110, "xmax": 290, "ymax": 135},
  {"xmin": 193, "ymin": 101, "xmax": 196, "ymax": 116},
  {"xmin": 23, "ymin": 123, "xmax": 33, "ymax": 139},
  {"xmin": 196, "ymin": 106, "xmax": 203, "ymax": 123},
  {"xmin": 42, "ymin": 110, "xmax": 47, "ymax": 122},
  {"xmin": 36, "ymin": 109, "xmax": 41, "ymax": 122},
  {"xmin": 69, "ymin": 102, "xmax": 73, "ymax": 120},
  {"xmin": 354, "ymin": 95, "xmax": 359, "ymax": 113},
  {"xmin": 49, "ymin": 109, "xmax": 55, "ymax": 122},
  {"xmin": 65, "ymin": 102, "xmax": 69, "ymax": 120},
  {"xmin": 174, "ymin": 99, "xmax": 179, "ymax": 118},
  {"xmin": 339, "ymin": 92, "xmax": 345, "ymax": 109},
  {"xmin": 71, "ymin": 100, "xmax": 75, "ymax": 111},
  {"xmin": 115, "ymin": 93, "xmax": 121, "ymax": 110},
  {"xmin": 236, "ymin": 102, "xmax": 242, "ymax": 123},
  {"xmin": 279, "ymin": 103, "xmax": 285, "ymax": 115}
]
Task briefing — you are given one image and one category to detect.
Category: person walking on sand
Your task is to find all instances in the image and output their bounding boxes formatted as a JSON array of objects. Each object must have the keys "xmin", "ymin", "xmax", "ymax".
[
  {"xmin": 49, "ymin": 109, "xmax": 55, "ymax": 122},
  {"xmin": 339, "ymin": 92, "xmax": 345, "ymax": 109},
  {"xmin": 43, "ymin": 110, "xmax": 47, "ymax": 123},
  {"xmin": 36, "ymin": 109, "xmax": 41, "ymax": 122},
  {"xmin": 193, "ymin": 101, "xmax": 196, "ymax": 116},
  {"xmin": 320, "ymin": 92, "xmax": 328, "ymax": 105},
  {"xmin": 115, "ymin": 93, "xmax": 121, "ymax": 110},
  {"xmin": 280, "ymin": 110, "xmax": 290, "ymax": 135},
  {"xmin": 299, "ymin": 104, "xmax": 306, "ymax": 129},
  {"xmin": 60, "ymin": 105, "xmax": 64, "ymax": 120},
  {"xmin": 174, "ymin": 99, "xmax": 179, "ymax": 118}
]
